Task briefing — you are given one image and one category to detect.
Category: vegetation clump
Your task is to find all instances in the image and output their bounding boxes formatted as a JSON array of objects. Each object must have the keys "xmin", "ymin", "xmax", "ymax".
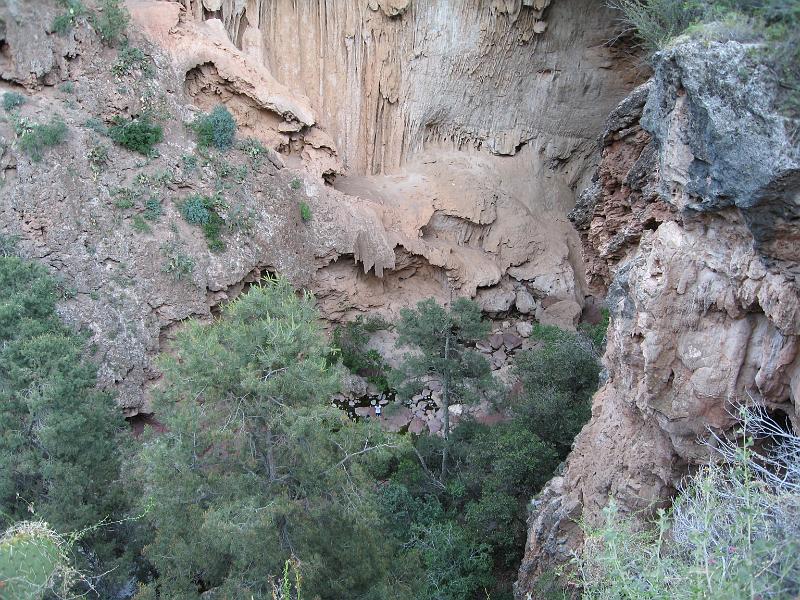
[
  {"xmin": 299, "ymin": 201, "xmax": 312, "ymax": 222},
  {"xmin": 109, "ymin": 115, "xmax": 163, "ymax": 155},
  {"xmin": 180, "ymin": 193, "xmax": 226, "ymax": 251},
  {"xmin": 16, "ymin": 116, "xmax": 68, "ymax": 162},
  {"xmin": 192, "ymin": 105, "xmax": 237, "ymax": 151},
  {"xmin": 2, "ymin": 92, "xmax": 25, "ymax": 112},
  {"xmin": 131, "ymin": 277, "xmax": 396, "ymax": 599},
  {"xmin": 0, "ymin": 256, "xmax": 128, "ymax": 586},
  {"xmin": 160, "ymin": 239, "xmax": 195, "ymax": 282},
  {"xmin": 91, "ymin": 0, "xmax": 129, "ymax": 45},
  {"xmin": 581, "ymin": 406, "xmax": 800, "ymax": 600},
  {"xmin": 112, "ymin": 45, "xmax": 153, "ymax": 78}
]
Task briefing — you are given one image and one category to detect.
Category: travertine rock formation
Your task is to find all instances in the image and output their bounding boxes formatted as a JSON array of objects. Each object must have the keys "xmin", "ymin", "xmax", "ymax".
[
  {"xmin": 0, "ymin": 0, "xmax": 638, "ymax": 413},
  {"xmin": 516, "ymin": 41, "xmax": 800, "ymax": 596}
]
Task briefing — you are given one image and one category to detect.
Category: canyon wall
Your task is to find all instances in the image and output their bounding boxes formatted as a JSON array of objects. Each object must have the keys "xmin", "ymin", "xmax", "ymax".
[
  {"xmin": 516, "ymin": 40, "xmax": 800, "ymax": 596},
  {"xmin": 0, "ymin": 0, "xmax": 639, "ymax": 413}
]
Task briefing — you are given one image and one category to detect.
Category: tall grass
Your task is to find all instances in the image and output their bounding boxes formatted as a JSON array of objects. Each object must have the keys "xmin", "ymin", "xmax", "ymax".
[{"xmin": 579, "ymin": 405, "xmax": 800, "ymax": 599}]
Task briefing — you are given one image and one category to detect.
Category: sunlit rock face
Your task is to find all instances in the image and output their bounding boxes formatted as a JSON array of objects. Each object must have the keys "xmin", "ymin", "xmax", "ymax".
[{"xmin": 0, "ymin": 0, "xmax": 639, "ymax": 413}]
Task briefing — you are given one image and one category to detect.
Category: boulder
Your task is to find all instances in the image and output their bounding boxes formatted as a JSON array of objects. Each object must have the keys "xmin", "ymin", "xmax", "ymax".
[
  {"xmin": 516, "ymin": 321, "xmax": 534, "ymax": 337},
  {"xmin": 489, "ymin": 332, "xmax": 505, "ymax": 350},
  {"xmin": 503, "ymin": 333, "xmax": 523, "ymax": 351},
  {"xmin": 515, "ymin": 289, "xmax": 536, "ymax": 314},
  {"xmin": 538, "ymin": 299, "xmax": 581, "ymax": 330},
  {"xmin": 408, "ymin": 418, "xmax": 427, "ymax": 435},
  {"xmin": 477, "ymin": 287, "xmax": 516, "ymax": 314}
]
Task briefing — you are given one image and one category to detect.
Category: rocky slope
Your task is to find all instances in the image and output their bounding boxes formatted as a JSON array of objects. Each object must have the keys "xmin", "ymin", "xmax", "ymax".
[
  {"xmin": 516, "ymin": 40, "xmax": 800, "ymax": 596},
  {"xmin": 0, "ymin": 0, "xmax": 638, "ymax": 414}
]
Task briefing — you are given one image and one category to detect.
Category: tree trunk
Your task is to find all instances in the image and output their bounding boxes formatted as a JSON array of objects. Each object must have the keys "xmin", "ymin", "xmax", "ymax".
[{"xmin": 441, "ymin": 331, "xmax": 451, "ymax": 483}]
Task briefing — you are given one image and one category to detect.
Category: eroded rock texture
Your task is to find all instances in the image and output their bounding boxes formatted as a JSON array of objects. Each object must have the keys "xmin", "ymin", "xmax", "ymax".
[
  {"xmin": 0, "ymin": 0, "xmax": 638, "ymax": 414},
  {"xmin": 516, "ymin": 41, "xmax": 800, "ymax": 596}
]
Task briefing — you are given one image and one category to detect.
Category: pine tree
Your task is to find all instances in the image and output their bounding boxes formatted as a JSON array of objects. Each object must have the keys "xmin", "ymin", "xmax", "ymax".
[
  {"xmin": 0, "ymin": 257, "xmax": 126, "ymax": 570},
  {"xmin": 132, "ymin": 277, "xmax": 400, "ymax": 599},
  {"xmin": 392, "ymin": 297, "xmax": 491, "ymax": 481}
]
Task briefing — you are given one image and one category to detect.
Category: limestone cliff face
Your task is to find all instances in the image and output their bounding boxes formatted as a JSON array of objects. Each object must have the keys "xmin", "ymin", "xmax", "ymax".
[
  {"xmin": 181, "ymin": 0, "xmax": 637, "ymax": 178},
  {"xmin": 516, "ymin": 41, "xmax": 800, "ymax": 595},
  {"xmin": 167, "ymin": 0, "xmax": 643, "ymax": 326},
  {"xmin": 0, "ymin": 0, "xmax": 638, "ymax": 413}
]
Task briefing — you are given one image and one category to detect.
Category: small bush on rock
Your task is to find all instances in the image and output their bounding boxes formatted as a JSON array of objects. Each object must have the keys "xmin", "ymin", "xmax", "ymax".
[
  {"xmin": 2, "ymin": 92, "xmax": 25, "ymax": 112},
  {"xmin": 91, "ymin": 0, "xmax": 129, "ymax": 46},
  {"xmin": 18, "ymin": 116, "xmax": 68, "ymax": 162},
  {"xmin": 192, "ymin": 105, "xmax": 236, "ymax": 151},
  {"xmin": 52, "ymin": 0, "xmax": 88, "ymax": 36},
  {"xmin": 299, "ymin": 201, "xmax": 312, "ymax": 222},
  {"xmin": 109, "ymin": 116, "xmax": 163, "ymax": 155}
]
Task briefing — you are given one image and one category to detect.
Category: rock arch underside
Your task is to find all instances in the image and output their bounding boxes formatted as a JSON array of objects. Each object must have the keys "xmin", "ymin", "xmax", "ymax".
[{"xmin": 0, "ymin": 0, "xmax": 797, "ymax": 596}]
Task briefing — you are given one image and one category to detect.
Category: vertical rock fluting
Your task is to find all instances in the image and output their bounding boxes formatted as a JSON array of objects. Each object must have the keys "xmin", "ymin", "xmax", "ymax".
[
  {"xmin": 182, "ymin": 0, "xmax": 640, "ymax": 186},
  {"xmin": 516, "ymin": 41, "xmax": 800, "ymax": 595}
]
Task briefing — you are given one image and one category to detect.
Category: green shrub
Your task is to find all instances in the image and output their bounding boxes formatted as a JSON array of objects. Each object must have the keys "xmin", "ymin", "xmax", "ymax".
[
  {"xmin": 160, "ymin": 240, "xmax": 195, "ymax": 282},
  {"xmin": 144, "ymin": 197, "xmax": 162, "ymax": 221},
  {"xmin": 299, "ymin": 201, "xmax": 312, "ymax": 222},
  {"xmin": 17, "ymin": 116, "xmax": 68, "ymax": 162},
  {"xmin": 192, "ymin": 105, "xmax": 236, "ymax": 151},
  {"xmin": 290, "ymin": 177, "xmax": 302, "ymax": 190},
  {"xmin": 52, "ymin": 0, "xmax": 88, "ymax": 35},
  {"xmin": 0, "ymin": 233, "xmax": 19, "ymax": 257},
  {"xmin": 580, "ymin": 407, "xmax": 800, "ymax": 600},
  {"xmin": 83, "ymin": 116, "xmax": 108, "ymax": 135},
  {"xmin": 512, "ymin": 324, "xmax": 600, "ymax": 458},
  {"xmin": 2, "ymin": 92, "xmax": 25, "ymax": 112},
  {"xmin": 109, "ymin": 115, "xmax": 163, "ymax": 155},
  {"xmin": 87, "ymin": 143, "xmax": 109, "ymax": 175},
  {"xmin": 180, "ymin": 193, "xmax": 226, "ymax": 251},
  {"xmin": 91, "ymin": 0, "xmax": 129, "ymax": 46},
  {"xmin": 112, "ymin": 45, "xmax": 153, "ymax": 78},
  {"xmin": 181, "ymin": 194, "xmax": 210, "ymax": 225},
  {"xmin": 58, "ymin": 81, "xmax": 75, "ymax": 94},
  {"xmin": 239, "ymin": 136, "xmax": 268, "ymax": 166},
  {"xmin": 132, "ymin": 214, "xmax": 151, "ymax": 233}
]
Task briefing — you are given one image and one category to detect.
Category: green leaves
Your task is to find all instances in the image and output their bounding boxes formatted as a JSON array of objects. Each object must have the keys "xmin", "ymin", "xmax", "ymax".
[
  {"xmin": 135, "ymin": 277, "xmax": 399, "ymax": 599},
  {"xmin": 0, "ymin": 256, "xmax": 126, "ymax": 588}
]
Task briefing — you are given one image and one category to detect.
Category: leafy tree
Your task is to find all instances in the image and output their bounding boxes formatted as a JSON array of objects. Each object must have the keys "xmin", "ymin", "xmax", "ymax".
[
  {"xmin": 0, "ymin": 256, "xmax": 128, "ymax": 580},
  {"xmin": 392, "ymin": 298, "xmax": 491, "ymax": 481},
  {"xmin": 132, "ymin": 277, "xmax": 401, "ymax": 599},
  {"xmin": 511, "ymin": 324, "xmax": 600, "ymax": 458},
  {"xmin": 451, "ymin": 420, "xmax": 560, "ymax": 566}
]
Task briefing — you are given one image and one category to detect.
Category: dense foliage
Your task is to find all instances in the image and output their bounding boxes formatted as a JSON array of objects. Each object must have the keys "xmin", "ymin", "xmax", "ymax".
[
  {"xmin": 131, "ymin": 277, "xmax": 401, "ymax": 599},
  {"xmin": 392, "ymin": 298, "xmax": 492, "ymax": 480},
  {"xmin": 0, "ymin": 256, "xmax": 129, "ymax": 592},
  {"xmin": 109, "ymin": 116, "xmax": 164, "ymax": 156},
  {"xmin": 0, "ymin": 260, "xmax": 602, "ymax": 599},
  {"xmin": 15, "ymin": 116, "xmax": 68, "ymax": 162},
  {"xmin": 192, "ymin": 105, "xmax": 237, "ymax": 151}
]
